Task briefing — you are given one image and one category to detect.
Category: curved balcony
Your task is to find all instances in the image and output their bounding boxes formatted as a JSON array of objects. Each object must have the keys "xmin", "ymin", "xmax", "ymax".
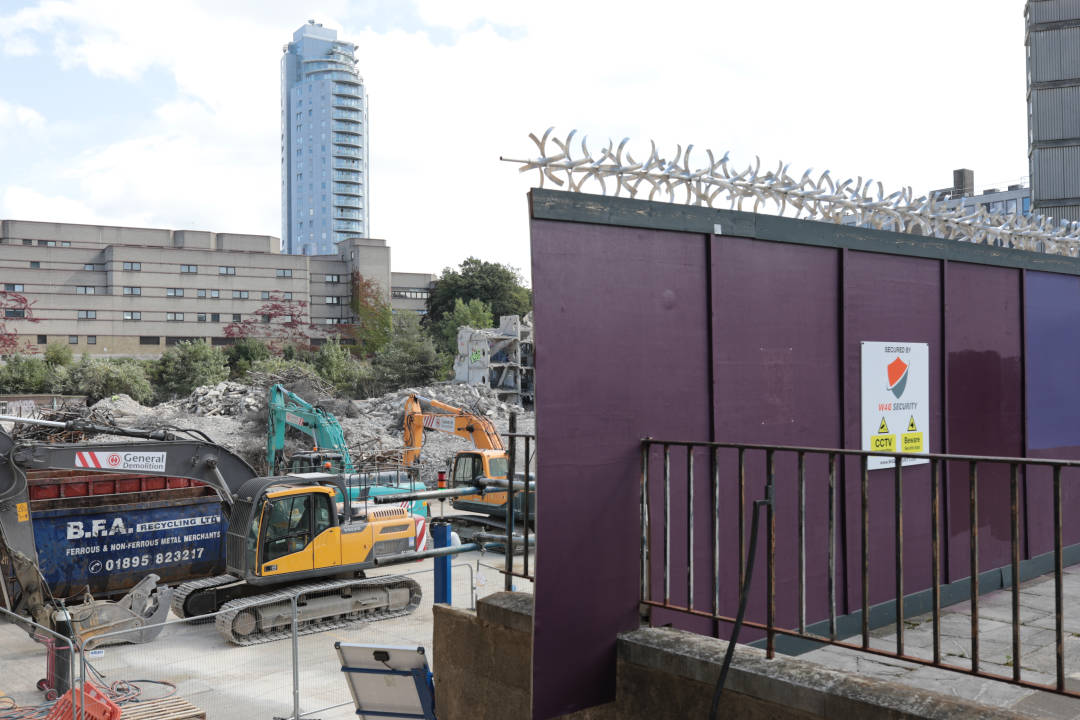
[
  {"xmin": 333, "ymin": 120, "xmax": 362, "ymax": 134},
  {"xmin": 334, "ymin": 196, "xmax": 362, "ymax": 209},
  {"xmin": 333, "ymin": 157, "xmax": 360, "ymax": 169},
  {"xmin": 332, "ymin": 109, "xmax": 361, "ymax": 121},
  {"xmin": 333, "ymin": 183, "xmax": 363, "ymax": 196},
  {"xmin": 334, "ymin": 219, "xmax": 362, "ymax": 232},
  {"xmin": 334, "ymin": 170, "xmax": 362, "ymax": 183},
  {"xmin": 332, "ymin": 97, "xmax": 361, "ymax": 108},
  {"xmin": 336, "ymin": 209, "xmax": 362, "ymax": 220},
  {"xmin": 328, "ymin": 71, "xmax": 361, "ymax": 86},
  {"xmin": 332, "ymin": 147, "xmax": 362, "ymax": 158},
  {"xmin": 333, "ymin": 134, "xmax": 363, "ymax": 148}
]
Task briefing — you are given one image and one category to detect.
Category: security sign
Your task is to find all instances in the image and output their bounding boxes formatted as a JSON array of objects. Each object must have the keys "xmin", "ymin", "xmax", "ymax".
[{"xmin": 862, "ymin": 342, "xmax": 929, "ymax": 470}]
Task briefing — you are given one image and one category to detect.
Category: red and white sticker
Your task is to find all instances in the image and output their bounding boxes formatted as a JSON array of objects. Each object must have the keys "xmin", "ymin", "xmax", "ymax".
[
  {"xmin": 75, "ymin": 451, "xmax": 167, "ymax": 473},
  {"xmin": 423, "ymin": 415, "xmax": 456, "ymax": 434},
  {"xmin": 413, "ymin": 515, "xmax": 429, "ymax": 554}
]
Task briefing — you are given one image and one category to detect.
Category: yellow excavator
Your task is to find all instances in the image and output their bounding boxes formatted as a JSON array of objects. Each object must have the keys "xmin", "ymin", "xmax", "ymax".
[
  {"xmin": 402, "ymin": 394, "xmax": 532, "ymax": 537},
  {"xmin": 0, "ymin": 416, "xmax": 439, "ymax": 646}
]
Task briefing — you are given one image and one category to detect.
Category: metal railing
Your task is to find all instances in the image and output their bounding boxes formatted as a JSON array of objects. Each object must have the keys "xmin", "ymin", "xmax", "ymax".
[
  {"xmin": 503, "ymin": 415, "xmax": 536, "ymax": 588},
  {"xmin": 640, "ymin": 438, "xmax": 1080, "ymax": 697}
]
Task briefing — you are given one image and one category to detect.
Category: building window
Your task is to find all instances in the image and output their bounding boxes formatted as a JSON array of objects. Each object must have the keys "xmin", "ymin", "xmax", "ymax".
[
  {"xmin": 87, "ymin": 336, "xmax": 96, "ymax": 345},
  {"xmin": 325, "ymin": 296, "xmax": 340, "ymax": 304},
  {"xmin": 166, "ymin": 312, "xmax": 184, "ymax": 321},
  {"xmin": 276, "ymin": 269, "xmax": 293, "ymax": 278},
  {"xmin": 197, "ymin": 313, "xmax": 207, "ymax": 322},
  {"xmin": 123, "ymin": 261, "xmax": 141, "ymax": 271},
  {"xmin": 261, "ymin": 314, "xmax": 271, "ymax": 323},
  {"xmin": 232, "ymin": 290, "xmax": 248, "ymax": 299},
  {"xmin": 167, "ymin": 288, "xmax": 184, "ymax": 297},
  {"xmin": 22, "ymin": 239, "xmax": 32, "ymax": 246},
  {"xmin": 123, "ymin": 286, "xmax": 141, "ymax": 296},
  {"xmin": 232, "ymin": 313, "xmax": 241, "ymax": 322},
  {"xmin": 197, "ymin": 289, "xmax": 207, "ymax": 298},
  {"xmin": 61, "ymin": 241, "xmax": 70, "ymax": 247},
  {"xmin": 211, "ymin": 313, "xmax": 220, "ymax": 322},
  {"xmin": 30, "ymin": 261, "xmax": 40, "ymax": 268},
  {"xmin": 139, "ymin": 336, "xmax": 160, "ymax": 345},
  {"xmin": 75, "ymin": 286, "xmax": 95, "ymax": 295},
  {"xmin": 124, "ymin": 311, "xmax": 142, "ymax": 320},
  {"xmin": 84, "ymin": 263, "xmax": 97, "ymax": 271},
  {"xmin": 325, "ymin": 274, "xmax": 340, "ymax": 283},
  {"xmin": 218, "ymin": 266, "xmax": 236, "ymax": 275},
  {"xmin": 77, "ymin": 310, "xmax": 96, "ymax": 319},
  {"xmin": 4, "ymin": 309, "xmax": 25, "ymax": 318},
  {"xmin": 283, "ymin": 292, "xmax": 293, "ymax": 300},
  {"xmin": 261, "ymin": 290, "xmax": 271, "ymax": 300},
  {"xmin": 324, "ymin": 318, "xmax": 340, "ymax": 325},
  {"xmin": 37, "ymin": 334, "xmax": 47, "ymax": 344},
  {"xmin": 180, "ymin": 264, "xmax": 198, "ymax": 273},
  {"xmin": 69, "ymin": 335, "xmax": 78, "ymax": 344},
  {"xmin": 4, "ymin": 283, "xmax": 24, "ymax": 292},
  {"xmin": 38, "ymin": 240, "xmax": 56, "ymax": 247}
]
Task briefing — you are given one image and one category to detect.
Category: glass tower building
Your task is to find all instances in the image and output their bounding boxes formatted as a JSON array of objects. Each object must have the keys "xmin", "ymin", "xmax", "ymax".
[{"xmin": 281, "ymin": 21, "xmax": 369, "ymax": 256}]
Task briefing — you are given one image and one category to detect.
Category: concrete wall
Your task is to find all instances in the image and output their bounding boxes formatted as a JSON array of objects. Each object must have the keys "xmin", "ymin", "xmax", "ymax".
[
  {"xmin": 528, "ymin": 188, "xmax": 1080, "ymax": 716},
  {"xmin": 433, "ymin": 593, "xmax": 1016, "ymax": 720}
]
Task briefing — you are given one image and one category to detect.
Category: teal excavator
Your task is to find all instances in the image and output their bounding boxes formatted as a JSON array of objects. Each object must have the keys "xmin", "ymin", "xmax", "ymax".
[{"xmin": 265, "ymin": 385, "xmax": 428, "ymax": 533}]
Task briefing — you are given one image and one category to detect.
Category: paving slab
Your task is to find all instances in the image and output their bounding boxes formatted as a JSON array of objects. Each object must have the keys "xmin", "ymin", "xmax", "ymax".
[{"xmin": 800, "ymin": 568, "xmax": 1080, "ymax": 719}]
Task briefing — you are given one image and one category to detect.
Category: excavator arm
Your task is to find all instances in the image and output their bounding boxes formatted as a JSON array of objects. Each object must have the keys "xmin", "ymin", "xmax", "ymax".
[
  {"xmin": 402, "ymin": 394, "xmax": 505, "ymax": 467},
  {"xmin": 267, "ymin": 384, "xmax": 353, "ymax": 474},
  {"xmin": 0, "ymin": 418, "xmax": 258, "ymax": 637}
]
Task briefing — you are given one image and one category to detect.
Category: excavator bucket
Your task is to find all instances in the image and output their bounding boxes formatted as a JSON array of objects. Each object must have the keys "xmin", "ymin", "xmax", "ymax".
[{"xmin": 69, "ymin": 574, "xmax": 173, "ymax": 648}]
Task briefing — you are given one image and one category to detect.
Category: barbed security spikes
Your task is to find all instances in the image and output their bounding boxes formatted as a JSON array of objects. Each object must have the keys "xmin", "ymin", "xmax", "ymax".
[{"xmin": 502, "ymin": 128, "xmax": 1080, "ymax": 256}]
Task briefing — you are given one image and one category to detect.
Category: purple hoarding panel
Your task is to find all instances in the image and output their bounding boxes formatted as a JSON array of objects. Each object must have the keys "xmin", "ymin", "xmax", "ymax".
[
  {"xmin": 1025, "ymin": 271, "xmax": 1080, "ymax": 554},
  {"xmin": 531, "ymin": 219, "xmax": 711, "ymax": 718},
  {"xmin": 710, "ymin": 236, "xmax": 840, "ymax": 634},
  {"xmin": 944, "ymin": 262, "xmax": 1023, "ymax": 577},
  {"xmin": 842, "ymin": 250, "xmax": 941, "ymax": 611}
]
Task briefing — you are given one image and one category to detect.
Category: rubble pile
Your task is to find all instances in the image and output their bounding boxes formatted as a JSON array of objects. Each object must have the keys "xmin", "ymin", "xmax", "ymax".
[{"xmin": 20, "ymin": 380, "xmax": 536, "ymax": 480}]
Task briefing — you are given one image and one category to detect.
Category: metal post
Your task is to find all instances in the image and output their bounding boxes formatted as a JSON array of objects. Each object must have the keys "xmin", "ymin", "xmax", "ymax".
[
  {"xmin": 433, "ymin": 520, "xmax": 452, "ymax": 605},
  {"xmin": 506, "ymin": 414, "xmax": 517, "ymax": 591},
  {"xmin": 52, "ymin": 607, "xmax": 72, "ymax": 697},
  {"xmin": 292, "ymin": 595, "xmax": 300, "ymax": 720}
]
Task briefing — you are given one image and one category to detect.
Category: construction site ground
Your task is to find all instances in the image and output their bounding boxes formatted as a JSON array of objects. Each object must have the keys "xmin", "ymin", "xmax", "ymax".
[
  {"xmin": 800, "ymin": 563, "xmax": 1080, "ymax": 719},
  {"xmin": 1, "ymin": 548, "xmax": 534, "ymax": 719}
]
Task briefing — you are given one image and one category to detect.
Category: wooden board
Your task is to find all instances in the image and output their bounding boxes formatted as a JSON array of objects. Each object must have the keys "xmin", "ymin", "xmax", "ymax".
[{"xmin": 120, "ymin": 697, "xmax": 206, "ymax": 720}]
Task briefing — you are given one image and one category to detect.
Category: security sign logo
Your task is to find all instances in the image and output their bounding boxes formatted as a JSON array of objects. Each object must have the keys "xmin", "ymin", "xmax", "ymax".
[
  {"xmin": 107, "ymin": 453, "xmax": 122, "ymax": 467},
  {"xmin": 887, "ymin": 357, "xmax": 909, "ymax": 399}
]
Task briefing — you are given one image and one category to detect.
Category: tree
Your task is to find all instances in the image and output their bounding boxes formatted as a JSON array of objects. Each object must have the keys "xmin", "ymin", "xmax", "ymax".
[
  {"xmin": 0, "ymin": 355, "xmax": 50, "ymax": 393},
  {"xmin": 425, "ymin": 257, "xmax": 531, "ymax": 325},
  {"xmin": 43, "ymin": 342, "xmax": 73, "ymax": 367},
  {"xmin": 223, "ymin": 337, "xmax": 271, "ymax": 379},
  {"xmin": 433, "ymin": 298, "xmax": 493, "ymax": 355},
  {"xmin": 222, "ymin": 293, "xmax": 322, "ymax": 352},
  {"xmin": 314, "ymin": 337, "xmax": 365, "ymax": 395},
  {"xmin": 150, "ymin": 340, "xmax": 229, "ymax": 401},
  {"xmin": 0, "ymin": 290, "xmax": 38, "ymax": 356},
  {"xmin": 68, "ymin": 356, "xmax": 154, "ymax": 405},
  {"xmin": 361, "ymin": 313, "xmax": 442, "ymax": 396},
  {"xmin": 347, "ymin": 271, "xmax": 392, "ymax": 356}
]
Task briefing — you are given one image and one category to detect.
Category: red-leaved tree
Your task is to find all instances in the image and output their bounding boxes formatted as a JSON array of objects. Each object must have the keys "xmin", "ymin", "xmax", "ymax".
[
  {"xmin": 0, "ymin": 290, "xmax": 38, "ymax": 355},
  {"xmin": 222, "ymin": 292, "xmax": 325, "ymax": 352}
]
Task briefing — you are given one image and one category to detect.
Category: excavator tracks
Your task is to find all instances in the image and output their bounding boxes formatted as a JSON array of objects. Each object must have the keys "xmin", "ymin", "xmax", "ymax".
[
  {"xmin": 171, "ymin": 574, "xmax": 242, "ymax": 620},
  {"xmin": 214, "ymin": 575, "xmax": 422, "ymax": 646}
]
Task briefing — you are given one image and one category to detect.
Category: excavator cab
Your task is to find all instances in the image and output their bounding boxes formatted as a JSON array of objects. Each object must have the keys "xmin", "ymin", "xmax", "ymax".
[{"xmin": 287, "ymin": 450, "xmax": 348, "ymax": 474}]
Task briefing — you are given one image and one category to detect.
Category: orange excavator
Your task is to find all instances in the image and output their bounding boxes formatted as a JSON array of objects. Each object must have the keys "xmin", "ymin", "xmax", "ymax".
[{"xmin": 402, "ymin": 394, "xmax": 531, "ymax": 536}]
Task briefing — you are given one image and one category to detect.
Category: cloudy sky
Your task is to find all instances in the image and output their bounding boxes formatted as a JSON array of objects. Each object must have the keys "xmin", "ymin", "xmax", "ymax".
[{"xmin": 0, "ymin": 1, "xmax": 1028, "ymax": 281}]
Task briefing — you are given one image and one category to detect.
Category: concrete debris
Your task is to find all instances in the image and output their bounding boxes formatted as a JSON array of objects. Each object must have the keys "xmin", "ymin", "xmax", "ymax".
[
  {"xmin": 453, "ymin": 313, "xmax": 534, "ymax": 408},
  {"xmin": 165, "ymin": 381, "xmax": 263, "ymax": 417},
  {"xmin": 70, "ymin": 381, "xmax": 535, "ymax": 481}
]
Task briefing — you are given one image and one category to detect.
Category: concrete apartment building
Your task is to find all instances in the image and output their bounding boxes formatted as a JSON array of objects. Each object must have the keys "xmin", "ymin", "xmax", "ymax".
[
  {"xmin": 281, "ymin": 21, "xmax": 369, "ymax": 256},
  {"xmin": 0, "ymin": 219, "xmax": 430, "ymax": 357},
  {"xmin": 1026, "ymin": 0, "xmax": 1080, "ymax": 222}
]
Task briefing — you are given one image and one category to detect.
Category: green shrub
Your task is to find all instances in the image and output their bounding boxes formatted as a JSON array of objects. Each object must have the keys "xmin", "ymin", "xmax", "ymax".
[
  {"xmin": 150, "ymin": 340, "xmax": 229, "ymax": 401},
  {"xmin": 68, "ymin": 356, "xmax": 153, "ymax": 404}
]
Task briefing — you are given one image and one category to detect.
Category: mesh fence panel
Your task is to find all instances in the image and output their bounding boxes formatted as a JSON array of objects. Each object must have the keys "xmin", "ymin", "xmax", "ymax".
[
  {"xmin": 80, "ymin": 612, "xmax": 293, "ymax": 720},
  {"xmin": 0, "ymin": 609, "xmax": 77, "ymax": 716}
]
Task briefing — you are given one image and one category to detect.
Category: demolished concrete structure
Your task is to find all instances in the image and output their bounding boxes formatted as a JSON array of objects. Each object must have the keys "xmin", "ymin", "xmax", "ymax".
[{"xmin": 454, "ymin": 314, "xmax": 535, "ymax": 408}]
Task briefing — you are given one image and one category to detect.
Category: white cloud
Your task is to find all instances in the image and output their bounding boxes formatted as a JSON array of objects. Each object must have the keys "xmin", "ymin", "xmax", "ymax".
[
  {"xmin": 0, "ymin": 185, "xmax": 107, "ymax": 225},
  {"xmin": 0, "ymin": 0, "xmax": 1031, "ymax": 280},
  {"xmin": 0, "ymin": 99, "xmax": 45, "ymax": 130}
]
